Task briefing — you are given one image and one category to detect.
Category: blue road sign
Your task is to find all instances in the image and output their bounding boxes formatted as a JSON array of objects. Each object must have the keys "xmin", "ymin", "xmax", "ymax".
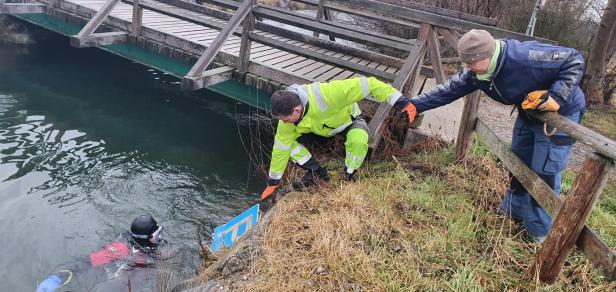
[{"xmin": 210, "ymin": 204, "xmax": 260, "ymax": 252}]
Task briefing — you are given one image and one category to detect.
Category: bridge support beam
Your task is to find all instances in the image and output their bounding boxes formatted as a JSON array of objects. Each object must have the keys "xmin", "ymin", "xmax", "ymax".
[
  {"xmin": 70, "ymin": 31, "xmax": 128, "ymax": 48},
  {"xmin": 181, "ymin": 0, "xmax": 254, "ymax": 91},
  {"xmin": 182, "ymin": 66, "xmax": 235, "ymax": 90},
  {"xmin": 0, "ymin": 3, "xmax": 46, "ymax": 14}
]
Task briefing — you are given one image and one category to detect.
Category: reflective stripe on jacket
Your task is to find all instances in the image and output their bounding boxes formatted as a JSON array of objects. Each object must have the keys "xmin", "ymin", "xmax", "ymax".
[{"xmin": 268, "ymin": 76, "xmax": 401, "ymax": 180}]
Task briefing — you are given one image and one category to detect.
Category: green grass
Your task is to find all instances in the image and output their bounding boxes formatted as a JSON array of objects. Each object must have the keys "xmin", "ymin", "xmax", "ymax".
[
  {"xmin": 582, "ymin": 106, "xmax": 616, "ymax": 140},
  {"xmin": 228, "ymin": 141, "xmax": 616, "ymax": 291}
]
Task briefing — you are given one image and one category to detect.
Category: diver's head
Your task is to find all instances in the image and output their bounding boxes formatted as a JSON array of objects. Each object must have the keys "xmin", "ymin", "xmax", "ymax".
[{"xmin": 130, "ymin": 215, "xmax": 163, "ymax": 246}]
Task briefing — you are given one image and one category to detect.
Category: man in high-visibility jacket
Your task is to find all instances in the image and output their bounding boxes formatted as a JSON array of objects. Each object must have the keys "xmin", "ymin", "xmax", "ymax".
[{"xmin": 261, "ymin": 76, "xmax": 409, "ymax": 200}]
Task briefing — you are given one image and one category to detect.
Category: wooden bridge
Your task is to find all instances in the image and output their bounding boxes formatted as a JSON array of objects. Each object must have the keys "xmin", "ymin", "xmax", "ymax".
[
  {"xmin": 4, "ymin": 0, "xmax": 616, "ymax": 285},
  {"xmin": 0, "ymin": 0, "xmax": 549, "ymax": 148}
]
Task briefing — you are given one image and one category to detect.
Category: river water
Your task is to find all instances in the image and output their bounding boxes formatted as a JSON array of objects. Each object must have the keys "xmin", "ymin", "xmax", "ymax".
[{"xmin": 0, "ymin": 28, "xmax": 266, "ymax": 291}]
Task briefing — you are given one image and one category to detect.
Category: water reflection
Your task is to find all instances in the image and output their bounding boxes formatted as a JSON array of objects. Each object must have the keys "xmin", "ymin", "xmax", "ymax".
[{"xmin": 0, "ymin": 27, "xmax": 267, "ymax": 291}]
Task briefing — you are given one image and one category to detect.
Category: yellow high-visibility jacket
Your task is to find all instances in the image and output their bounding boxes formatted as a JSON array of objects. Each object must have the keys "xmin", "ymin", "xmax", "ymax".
[{"xmin": 268, "ymin": 76, "xmax": 402, "ymax": 180}]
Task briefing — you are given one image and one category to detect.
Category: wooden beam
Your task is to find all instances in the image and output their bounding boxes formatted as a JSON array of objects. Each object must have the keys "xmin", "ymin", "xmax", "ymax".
[
  {"xmin": 122, "ymin": 0, "xmax": 231, "ymax": 32},
  {"xmin": 426, "ymin": 26, "xmax": 446, "ymax": 84},
  {"xmin": 475, "ymin": 118, "xmax": 616, "ymax": 280},
  {"xmin": 288, "ymin": 0, "xmax": 497, "ymax": 26},
  {"xmin": 148, "ymin": 0, "xmax": 418, "ymax": 69},
  {"xmin": 344, "ymin": 0, "xmax": 497, "ymax": 26},
  {"xmin": 528, "ymin": 111, "xmax": 616, "ymax": 161},
  {"xmin": 199, "ymin": 65, "xmax": 236, "ymax": 87},
  {"xmin": 157, "ymin": 0, "xmax": 233, "ymax": 20},
  {"xmin": 248, "ymin": 32, "xmax": 395, "ymax": 81},
  {"xmin": 76, "ymin": 0, "xmax": 120, "ymax": 37},
  {"xmin": 0, "ymin": 3, "xmax": 45, "ymax": 14},
  {"xmin": 182, "ymin": 0, "xmax": 254, "ymax": 90},
  {"xmin": 532, "ymin": 154, "xmax": 614, "ymax": 284},
  {"xmin": 323, "ymin": 1, "xmax": 420, "ymax": 29},
  {"xmin": 238, "ymin": 1, "xmax": 255, "ymax": 75},
  {"xmin": 338, "ymin": 0, "xmax": 556, "ymax": 43},
  {"xmin": 37, "ymin": 0, "xmax": 311, "ymax": 87},
  {"xmin": 322, "ymin": 5, "xmax": 334, "ymax": 41},
  {"xmin": 313, "ymin": 0, "xmax": 331, "ymax": 40},
  {"xmin": 131, "ymin": 0, "xmax": 142, "ymax": 36},
  {"xmin": 314, "ymin": 0, "xmax": 335, "ymax": 41},
  {"xmin": 253, "ymin": 5, "xmax": 413, "ymax": 52},
  {"xmin": 367, "ymin": 24, "xmax": 429, "ymax": 151},
  {"xmin": 70, "ymin": 31, "xmax": 128, "ymax": 47},
  {"xmin": 254, "ymin": 24, "xmax": 406, "ymax": 69},
  {"xmin": 437, "ymin": 27, "xmax": 459, "ymax": 51},
  {"xmin": 454, "ymin": 91, "xmax": 481, "ymax": 160}
]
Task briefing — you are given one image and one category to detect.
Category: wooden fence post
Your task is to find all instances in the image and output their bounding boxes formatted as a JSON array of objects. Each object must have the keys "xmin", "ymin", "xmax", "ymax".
[
  {"xmin": 313, "ymin": 0, "xmax": 335, "ymax": 41},
  {"xmin": 454, "ymin": 90, "xmax": 481, "ymax": 160},
  {"xmin": 531, "ymin": 154, "xmax": 614, "ymax": 284},
  {"xmin": 131, "ymin": 0, "xmax": 143, "ymax": 36},
  {"xmin": 238, "ymin": 0, "xmax": 255, "ymax": 76}
]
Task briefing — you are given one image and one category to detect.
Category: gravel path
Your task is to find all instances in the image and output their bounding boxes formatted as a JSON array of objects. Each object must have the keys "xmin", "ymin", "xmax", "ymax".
[{"xmin": 477, "ymin": 96, "xmax": 592, "ymax": 172}]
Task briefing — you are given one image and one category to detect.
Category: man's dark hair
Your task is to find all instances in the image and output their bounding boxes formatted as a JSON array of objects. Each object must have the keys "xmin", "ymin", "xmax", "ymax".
[{"xmin": 271, "ymin": 90, "xmax": 301, "ymax": 117}]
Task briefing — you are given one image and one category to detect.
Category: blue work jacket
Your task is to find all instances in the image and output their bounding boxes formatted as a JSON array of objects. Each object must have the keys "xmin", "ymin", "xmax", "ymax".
[{"xmin": 411, "ymin": 39, "xmax": 586, "ymax": 117}]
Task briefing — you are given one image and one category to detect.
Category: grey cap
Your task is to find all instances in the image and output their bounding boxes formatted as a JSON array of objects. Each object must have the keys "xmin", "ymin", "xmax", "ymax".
[{"xmin": 457, "ymin": 29, "xmax": 495, "ymax": 64}]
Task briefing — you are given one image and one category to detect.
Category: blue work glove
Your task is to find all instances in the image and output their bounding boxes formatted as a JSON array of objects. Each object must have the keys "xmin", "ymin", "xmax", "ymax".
[{"xmin": 36, "ymin": 275, "xmax": 62, "ymax": 292}]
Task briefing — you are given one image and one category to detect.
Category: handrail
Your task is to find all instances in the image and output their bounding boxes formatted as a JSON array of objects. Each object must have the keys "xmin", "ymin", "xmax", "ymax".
[{"xmin": 528, "ymin": 110, "xmax": 616, "ymax": 161}]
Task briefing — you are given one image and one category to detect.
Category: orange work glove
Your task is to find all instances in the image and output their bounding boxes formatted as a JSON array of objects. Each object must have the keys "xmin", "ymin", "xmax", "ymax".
[
  {"xmin": 521, "ymin": 90, "xmax": 560, "ymax": 112},
  {"xmin": 401, "ymin": 102, "xmax": 417, "ymax": 124},
  {"xmin": 261, "ymin": 185, "xmax": 278, "ymax": 201}
]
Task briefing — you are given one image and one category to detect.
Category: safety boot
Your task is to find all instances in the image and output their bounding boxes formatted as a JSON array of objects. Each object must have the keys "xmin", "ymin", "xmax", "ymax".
[
  {"xmin": 293, "ymin": 157, "xmax": 330, "ymax": 190},
  {"xmin": 341, "ymin": 167, "xmax": 357, "ymax": 182}
]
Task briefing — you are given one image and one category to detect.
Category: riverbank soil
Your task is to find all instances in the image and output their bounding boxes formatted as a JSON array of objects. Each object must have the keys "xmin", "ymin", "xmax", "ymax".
[{"xmin": 198, "ymin": 139, "xmax": 616, "ymax": 290}]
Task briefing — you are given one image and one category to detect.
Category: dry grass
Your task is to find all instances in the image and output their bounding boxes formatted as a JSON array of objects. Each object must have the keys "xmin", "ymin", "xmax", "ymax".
[{"xmin": 212, "ymin": 139, "xmax": 616, "ymax": 291}]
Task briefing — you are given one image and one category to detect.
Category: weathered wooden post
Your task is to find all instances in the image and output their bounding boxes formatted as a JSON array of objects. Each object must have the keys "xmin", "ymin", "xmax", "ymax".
[
  {"xmin": 531, "ymin": 154, "xmax": 614, "ymax": 284},
  {"xmin": 454, "ymin": 91, "xmax": 481, "ymax": 161},
  {"xmin": 238, "ymin": 0, "xmax": 256, "ymax": 77},
  {"xmin": 367, "ymin": 23, "xmax": 430, "ymax": 151},
  {"xmin": 131, "ymin": 0, "xmax": 142, "ymax": 36},
  {"xmin": 313, "ymin": 0, "xmax": 335, "ymax": 41},
  {"xmin": 426, "ymin": 26, "xmax": 446, "ymax": 84}
]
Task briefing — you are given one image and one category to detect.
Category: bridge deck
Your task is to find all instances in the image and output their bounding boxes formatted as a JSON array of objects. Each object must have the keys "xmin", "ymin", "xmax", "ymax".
[{"xmin": 67, "ymin": 0, "xmax": 399, "ymax": 83}]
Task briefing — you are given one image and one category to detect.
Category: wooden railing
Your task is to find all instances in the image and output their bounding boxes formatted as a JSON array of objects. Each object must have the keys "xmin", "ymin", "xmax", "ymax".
[{"xmin": 455, "ymin": 97, "xmax": 616, "ymax": 283}]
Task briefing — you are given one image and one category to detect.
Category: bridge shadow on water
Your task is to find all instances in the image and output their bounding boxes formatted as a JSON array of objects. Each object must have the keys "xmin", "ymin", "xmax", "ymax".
[{"xmin": 0, "ymin": 28, "xmax": 271, "ymax": 291}]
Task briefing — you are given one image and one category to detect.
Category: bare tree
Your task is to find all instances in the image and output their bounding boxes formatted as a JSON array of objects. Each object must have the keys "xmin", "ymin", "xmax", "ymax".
[{"xmin": 582, "ymin": 0, "xmax": 616, "ymax": 105}]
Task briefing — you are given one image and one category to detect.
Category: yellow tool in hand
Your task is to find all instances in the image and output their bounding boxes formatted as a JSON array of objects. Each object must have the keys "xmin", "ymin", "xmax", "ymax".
[
  {"xmin": 521, "ymin": 90, "xmax": 559, "ymax": 136},
  {"xmin": 521, "ymin": 90, "xmax": 560, "ymax": 112}
]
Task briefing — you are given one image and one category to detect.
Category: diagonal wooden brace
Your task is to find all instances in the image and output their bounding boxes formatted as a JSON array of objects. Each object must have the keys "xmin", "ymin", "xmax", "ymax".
[
  {"xmin": 75, "ymin": 0, "xmax": 120, "ymax": 38},
  {"xmin": 181, "ymin": 0, "xmax": 254, "ymax": 90}
]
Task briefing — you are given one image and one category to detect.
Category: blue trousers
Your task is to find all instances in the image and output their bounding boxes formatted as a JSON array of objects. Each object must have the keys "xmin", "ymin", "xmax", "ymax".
[{"xmin": 499, "ymin": 111, "xmax": 581, "ymax": 237}]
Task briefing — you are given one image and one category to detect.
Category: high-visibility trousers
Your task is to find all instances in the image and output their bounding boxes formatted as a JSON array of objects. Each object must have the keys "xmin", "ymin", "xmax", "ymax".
[{"xmin": 291, "ymin": 117, "xmax": 369, "ymax": 173}]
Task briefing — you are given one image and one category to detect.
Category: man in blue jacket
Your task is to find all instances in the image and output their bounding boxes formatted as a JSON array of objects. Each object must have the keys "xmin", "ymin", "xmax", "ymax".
[{"xmin": 394, "ymin": 29, "xmax": 586, "ymax": 243}]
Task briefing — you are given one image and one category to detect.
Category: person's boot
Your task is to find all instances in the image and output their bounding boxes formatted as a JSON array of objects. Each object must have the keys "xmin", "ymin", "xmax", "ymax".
[
  {"xmin": 341, "ymin": 167, "xmax": 356, "ymax": 182},
  {"xmin": 293, "ymin": 158, "xmax": 329, "ymax": 190}
]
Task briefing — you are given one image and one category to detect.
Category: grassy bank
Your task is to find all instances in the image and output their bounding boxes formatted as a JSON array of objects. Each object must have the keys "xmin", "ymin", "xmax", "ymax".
[
  {"xmin": 583, "ymin": 105, "xmax": 616, "ymax": 140},
  {"xmin": 205, "ymin": 139, "xmax": 616, "ymax": 290}
]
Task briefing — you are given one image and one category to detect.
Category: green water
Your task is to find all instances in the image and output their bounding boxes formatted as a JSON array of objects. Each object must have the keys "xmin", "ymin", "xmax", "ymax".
[{"xmin": 0, "ymin": 22, "xmax": 272, "ymax": 291}]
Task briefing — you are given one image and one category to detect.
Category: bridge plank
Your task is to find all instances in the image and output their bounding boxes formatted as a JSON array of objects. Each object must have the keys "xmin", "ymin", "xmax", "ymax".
[
  {"xmin": 305, "ymin": 52, "xmax": 346, "ymax": 80},
  {"xmin": 312, "ymin": 55, "xmax": 354, "ymax": 81}
]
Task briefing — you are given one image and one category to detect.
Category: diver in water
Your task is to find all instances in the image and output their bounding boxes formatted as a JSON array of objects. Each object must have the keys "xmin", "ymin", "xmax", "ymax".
[{"xmin": 36, "ymin": 215, "xmax": 168, "ymax": 292}]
